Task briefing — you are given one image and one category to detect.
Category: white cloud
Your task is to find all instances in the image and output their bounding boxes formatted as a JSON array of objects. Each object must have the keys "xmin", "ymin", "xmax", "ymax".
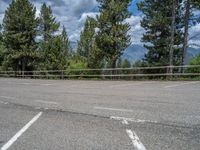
[
  {"xmin": 0, "ymin": 0, "xmax": 199, "ymax": 48},
  {"xmin": 78, "ymin": 12, "xmax": 99, "ymax": 23},
  {"xmin": 68, "ymin": 12, "xmax": 100, "ymax": 41},
  {"xmin": 126, "ymin": 15, "xmax": 144, "ymax": 45},
  {"xmin": 189, "ymin": 23, "xmax": 200, "ymax": 47},
  {"xmin": 0, "ymin": 14, "xmax": 3, "ymax": 24}
]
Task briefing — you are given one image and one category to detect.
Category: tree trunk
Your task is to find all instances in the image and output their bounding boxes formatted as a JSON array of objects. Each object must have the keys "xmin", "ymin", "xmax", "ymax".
[
  {"xmin": 182, "ymin": 0, "xmax": 191, "ymax": 67},
  {"xmin": 22, "ymin": 58, "xmax": 26, "ymax": 78},
  {"xmin": 168, "ymin": 0, "xmax": 176, "ymax": 77},
  {"xmin": 169, "ymin": 0, "xmax": 176, "ymax": 75},
  {"xmin": 111, "ymin": 59, "xmax": 116, "ymax": 80}
]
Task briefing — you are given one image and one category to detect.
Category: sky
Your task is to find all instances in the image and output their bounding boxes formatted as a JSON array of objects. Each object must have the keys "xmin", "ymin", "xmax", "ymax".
[{"xmin": 0, "ymin": 0, "xmax": 199, "ymax": 47}]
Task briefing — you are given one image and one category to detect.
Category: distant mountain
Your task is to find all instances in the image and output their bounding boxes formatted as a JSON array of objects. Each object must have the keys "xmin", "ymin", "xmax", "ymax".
[
  {"xmin": 70, "ymin": 42, "xmax": 200, "ymax": 64},
  {"xmin": 122, "ymin": 45, "xmax": 200, "ymax": 64},
  {"xmin": 122, "ymin": 45, "xmax": 147, "ymax": 63},
  {"xmin": 70, "ymin": 41, "xmax": 77, "ymax": 50},
  {"xmin": 187, "ymin": 47, "xmax": 200, "ymax": 63}
]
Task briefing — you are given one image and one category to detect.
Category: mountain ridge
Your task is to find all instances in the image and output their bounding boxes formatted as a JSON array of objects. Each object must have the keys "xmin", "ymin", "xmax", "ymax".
[{"xmin": 122, "ymin": 44, "xmax": 200, "ymax": 64}]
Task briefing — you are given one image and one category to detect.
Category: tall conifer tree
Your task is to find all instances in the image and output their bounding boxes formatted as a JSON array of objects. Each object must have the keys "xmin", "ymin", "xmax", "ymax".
[
  {"xmin": 0, "ymin": 24, "xmax": 4, "ymax": 68},
  {"xmin": 96, "ymin": 0, "xmax": 131, "ymax": 68},
  {"xmin": 138, "ymin": 0, "xmax": 184, "ymax": 66},
  {"xmin": 39, "ymin": 3, "xmax": 60, "ymax": 41},
  {"xmin": 39, "ymin": 3, "xmax": 70, "ymax": 70},
  {"xmin": 3, "ymin": 0, "xmax": 38, "ymax": 71},
  {"xmin": 77, "ymin": 17, "xmax": 102, "ymax": 68}
]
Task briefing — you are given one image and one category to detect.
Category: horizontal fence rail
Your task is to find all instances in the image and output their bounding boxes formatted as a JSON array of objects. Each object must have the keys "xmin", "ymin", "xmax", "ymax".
[{"xmin": 0, "ymin": 65, "xmax": 200, "ymax": 80}]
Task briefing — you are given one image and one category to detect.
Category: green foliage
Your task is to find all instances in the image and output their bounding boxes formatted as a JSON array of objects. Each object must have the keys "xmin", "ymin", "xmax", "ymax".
[
  {"xmin": 96, "ymin": 0, "xmax": 131, "ymax": 68},
  {"xmin": 39, "ymin": 3, "xmax": 60, "ymax": 41},
  {"xmin": 61, "ymin": 26, "xmax": 72, "ymax": 57},
  {"xmin": 192, "ymin": 0, "xmax": 200, "ymax": 8},
  {"xmin": 39, "ymin": 4, "xmax": 70, "ymax": 71},
  {"xmin": 0, "ymin": 43, "xmax": 5, "ymax": 70},
  {"xmin": 132, "ymin": 60, "xmax": 147, "ymax": 67},
  {"xmin": 40, "ymin": 34, "xmax": 69, "ymax": 70},
  {"xmin": 66, "ymin": 55, "xmax": 89, "ymax": 77},
  {"xmin": 192, "ymin": 0, "xmax": 200, "ymax": 23},
  {"xmin": 0, "ymin": 24, "xmax": 3, "ymax": 68},
  {"xmin": 138, "ymin": 0, "xmax": 184, "ymax": 66},
  {"xmin": 117, "ymin": 58, "xmax": 122, "ymax": 68},
  {"xmin": 67, "ymin": 56, "xmax": 88, "ymax": 70},
  {"xmin": 77, "ymin": 17, "xmax": 102, "ymax": 68},
  {"xmin": 77, "ymin": 17, "xmax": 96, "ymax": 58},
  {"xmin": 188, "ymin": 55, "xmax": 200, "ymax": 73},
  {"xmin": 122, "ymin": 59, "xmax": 131, "ymax": 68},
  {"xmin": 3, "ymin": 0, "xmax": 38, "ymax": 71}
]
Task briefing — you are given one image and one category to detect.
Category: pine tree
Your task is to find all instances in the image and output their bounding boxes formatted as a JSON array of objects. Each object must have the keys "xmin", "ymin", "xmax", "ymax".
[
  {"xmin": 60, "ymin": 26, "xmax": 71, "ymax": 68},
  {"xmin": 192, "ymin": 0, "xmax": 200, "ymax": 9},
  {"xmin": 122, "ymin": 59, "xmax": 131, "ymax": 68},
  {"xmin": 77, "ymin": 17, "xmax": 96, "ymax": 58},
  {"xmin": 77, "ymin": 17, "xmax": 102, "ymax": 68},
  {"xmin": 39, "ymin": 3, "xmax": 70, "ymax": 70},
  {"xmin": 117, "ymin": 58, "xmax": 122, "ymax": 68},
  {"xmin": 41, "ymin": 26, "xmax": 70, "ymax": 70},
  {"xmin": 61, "ymin": 26, "xmax": 71, "ymax": 56},
  {"xmin": 138, "ymin": 0, "xmax": 184, "ymax": 67},
  {"xmin": 96, "ymin": 0, "xmax": 131, "ymax": 68},
  {"xmin": 3, "ymin": 0, "xmax": 38, "ymax": 72},
  {"xmin": 39, "ymin": 3, "xmax": 60, "ymax": 41},
  {"xmin": 182, "ymin": 0, "xmax": 200, "ymax": 66},
  {"xmin": 0, "ymin": 24, "xmax": 2, "ymax": 41},
  {"xmin": 0, "ymin": 24, "xmax": 4, "ymax": 68}
]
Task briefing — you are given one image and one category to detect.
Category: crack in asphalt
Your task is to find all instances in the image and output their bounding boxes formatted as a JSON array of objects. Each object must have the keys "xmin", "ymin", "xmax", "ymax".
[{"xmin": 0, "ymin": 100, "xmax": 199, "ymax": 130}]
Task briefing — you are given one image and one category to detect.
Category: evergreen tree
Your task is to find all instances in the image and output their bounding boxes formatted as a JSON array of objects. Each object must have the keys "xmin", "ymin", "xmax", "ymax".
[
  {"xmin": 77, "ymin": 17, "xmax": 102, "ymax": 68},
  {"xmin": 3, "ymin": 0, "xmax": 38, "ymax": 71},
  {"xmin": 0, "ymin": 24, "xmax": 4, "ymax": 68},
  {"xmin": 39, "ymin": 3, "xmax": 70, "ymax": 70},
  {"xmin": 42, "ymin": 36, "xmax": 65, "ymax": 70},
  {"xmin": 138, "ymin": 0, "xmax": 184, "ymax": 67},
  {"xmin": 182, "ymin": 0, "xmax": 200, "ymax": 66},
  {"xmin": 41, "ymin": 26, "xmax": 70, "ymax": 70},
  {"xmin": 122, "ymin": 59, "xmax": 131, "ymax": 68},
  {"xmin": 61, "ymin": 26, "xmax": 71, "ymax": 57},
  {"xmin": 59, "ymin": 26, "xmax": 71, "ymax": 68},
  {"xmin": 39, "ymin": 3, "xmax": 60, "ymax": 41},
  {"xmin": 188, "ymin": 54, "xmax": 200, "ymax": 73},
  {"xmin": 77, "ymin": 17, "xmax": 96, "ymax": 58},
  {"xmin": 117, "ymin": 57, "xmax": 122, "ymax": 68},
  {"xmin": 96, "ymin": 0, "xmax": 131, "ymax": 68},
  {"xmin": 0, "ymin": 24, "xmax": 2, "ymax": 41},
  {"xmin": 42, "ymin": 35, "xmax": 69, "ymax": 70}
]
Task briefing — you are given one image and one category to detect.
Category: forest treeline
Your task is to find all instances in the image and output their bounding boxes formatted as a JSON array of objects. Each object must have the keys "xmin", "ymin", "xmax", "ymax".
[{"xmin": 0, "ymin": 0, "xmax": 199, "ymax": 72}]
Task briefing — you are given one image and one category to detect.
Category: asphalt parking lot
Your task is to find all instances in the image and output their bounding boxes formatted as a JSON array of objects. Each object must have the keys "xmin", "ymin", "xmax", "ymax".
[{"xmin": 0, "ymin": 78, "xmax": 200, "ymax": 150}]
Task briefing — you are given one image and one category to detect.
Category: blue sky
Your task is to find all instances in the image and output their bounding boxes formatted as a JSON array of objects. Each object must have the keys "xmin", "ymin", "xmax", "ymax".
[{"xmin": 0, "ymin": 0, "xmax": 199, "ymax": 47}]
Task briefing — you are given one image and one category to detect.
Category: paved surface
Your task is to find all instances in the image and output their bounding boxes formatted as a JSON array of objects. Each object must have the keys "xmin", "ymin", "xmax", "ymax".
[{"xmin": 0, "ymin": 78, "xmax": 199, "ymax": 150}]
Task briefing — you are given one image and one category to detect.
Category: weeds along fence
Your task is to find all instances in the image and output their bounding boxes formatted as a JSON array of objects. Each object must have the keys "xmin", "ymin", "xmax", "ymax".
[{"xmin": 0, "ymin": 65, "xmax": 200, "ymax": 80}]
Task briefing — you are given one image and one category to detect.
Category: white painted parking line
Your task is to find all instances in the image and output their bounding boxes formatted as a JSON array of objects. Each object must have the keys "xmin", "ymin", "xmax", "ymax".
[
  {"xmin": 39, "ymin": 84, "xmax": 53, "ymax": 86},
  {"xmin": 0, "ymin": 96, "xmax": 15, "ymax": 100},
  {"xmin": 20, "ymin": 83, "xmax": 53, "ymax": 86},
  {"xmin": 94, "ymin": 106, "xmax": 133, "ymax": 112},
  {"xmin": 36, "ymin": 100, "xmax": 58, "ymax": 105},
  {"xmin": 1, "ymin": 112, "xmax": 43, "ymax": 150},
  {"xmin": 20, "ymin": 83, "xmax": 32, "ymax": 85},
  {"xmin": 109, "ymin": 82, "xmax": 154, "ymax": 88},
  {"xmin": 0, "ymin": 101, "xmax": 9, "ymax": 105},
  {"xmin": 122, "ymin": 119, "xmax": 129, "ymax": 125},
  {"xmin": 126, "ymin": 129, "xmax": 146, "ymax": 150},
  {"xmin": 111, "ymin": 116, "xmax": 157, "ymax": 124},
  {"xmin": 164, "ymin": 81, "xmax": 199, "ymax": 88}
]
